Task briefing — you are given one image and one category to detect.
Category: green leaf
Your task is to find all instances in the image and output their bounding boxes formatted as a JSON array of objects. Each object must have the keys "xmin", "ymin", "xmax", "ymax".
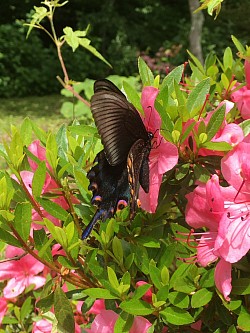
[
  {"xmin": 136, "ymin": 236, "xmax": 160, "ymax": 248},
  {"xmin": 20, "ymin": 118, "xmax": 33, "ymax": 146},
  {"xmin": 138, "ymin": 57, "xmax": 154, "ymax": 86},
  {"xmin": 206, "ymin": 103, "xmax": 225, "ymax": 141},
  {"xmin": 54, "ymin": 286, "xmax": 75, "ymax": 333},
  {"xmin": 78, "ymin": 38, "xmax": 111, "ymax": 67},
  {"xmin": 133, "ymin": 284, "xmax": 152, "ymax": 300},
  {"xmin": 63, "ymin": 27, "xmax": 80, "ymax": 51},
  {"xmin": 37, "ymin": 198, "xmax": 69, "ymax": 221},
  {"xmin": 231, "ymin": 35, "xmax": 246, "ymax": 55},
  {"xmin": 238, "ymin": 312, "xmax": 250, "ymax": 332},
  {"xmin": 45, "ymin": 221, "xmax": 68, "ymax": 249},
  {"xmin": 123, "ymin": 81, "xmax": 142, "ymax": 113},
  {"xmin": 232, "ymin": 278, "xmax": 250, "ymax": 295},
  {"xmin": 46, "ymin": 133, "xmax": 58, "ymax": 171},
  {"xmin": 160, "ymin": 306, "xmax": 194, "ymax": 325},
  {"xmin": 149, "ymin": 263, "xmax": 162, "ymax": 290},
  {"xmin": 156, "ymin": 285, "xmax": 169, "ymax": 302},
  {"xmin": 227, "ymin": 325, "xmax": 237, "ymax": 333},
  {"xmin": 114, "ymin": 312, "xmax": 131, "ymax": 333},
  {"xmin": 112, "ymin": 236, "xmax": 123, "ymax": 265},
  {"xmin": 0, "ymin": 210, "xmax": 15, "ymax": 221},
  {"xmin": 107, "ymin": 266, "xmax": 119, "ymax": 289},
  {"xmin": 69, "ymin": 125, "xmax": 97, "ymax": 137},
  {"xmin": 20, "ymin": 296, "xmax": 32, "ymax": 321},
  {"xmin": 200, "ymin": 268, "xmax": 215, "ymax": 288},
  {"xmin": 32, "ymin": 161, "xmax": 46, "ymax": 198},
  {"xmin": 161, "ymin": 65, "xmax": 184, "ymax": 94},
  {"xmin": 170, "ymin": 263, "xmax": 197, "ymax": 293},
  {"xmin": 56, "ymin": 124, "xmax": 69, "ymax": 160},
  {"xmin": 168, "ymin": 292, "xmax": 190, "ymax": 309},
  {"xmin": 25, "ymin": 6, "xmax": 48, "ymax": 38},
  {"xmin": 120, "ymin": 299, "xmax": 154, "ymax": 316},
  {"xmin": 0, "ymin": 227, "xmax": 20, "ymax": 247},
  {"xmin": 187, "ymin": 50, "xmax": 205, "ymax": 74},
  {"xmin": 201, "ymin": 141, "xmax": 232, "ymax": 152},
  {"xmin": 33, "ymin": 229, "xmax": 53, "ymax": 262},
  {"xmin": 223, "ymin": 47, "xmax": 233, "ymax": 69},
  {"xmin": 36, "ymin": 293, "xmax": 54, "ymax": 312},
  {"xmin": 84, "ymin": 288, "xmax": 118, "ymax": 300},
  {"xmin": 132, "ymin": 244, "xmax": 150, "ymax": 274},
  {"xmin": 13, "ymin": 202, "xmax": 32, "ymax": 242},
  {"xmin": 187, "ymin": 78, "xmax": 210, "ymax": 116},
  {"xmin": 191, "ymin": 288, "xmax": 213, "ymax": 308}
]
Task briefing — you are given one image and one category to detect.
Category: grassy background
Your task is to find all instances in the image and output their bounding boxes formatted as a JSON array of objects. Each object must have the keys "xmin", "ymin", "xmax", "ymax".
[{"xmin": 0, "ymin": 95, "xmax": 68, "ymax": 141}]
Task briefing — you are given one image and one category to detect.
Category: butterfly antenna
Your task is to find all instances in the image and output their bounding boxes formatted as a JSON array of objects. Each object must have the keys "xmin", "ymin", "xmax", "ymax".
[{"xmin": 81, "ymin": 209, "xmax": 105, "ymax": 240}]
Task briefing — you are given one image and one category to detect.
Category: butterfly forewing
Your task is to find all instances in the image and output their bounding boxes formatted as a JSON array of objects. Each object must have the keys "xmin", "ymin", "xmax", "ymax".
[{"xmin": 91, "ymin": 79, "xmax": 149, "ymax": 166}]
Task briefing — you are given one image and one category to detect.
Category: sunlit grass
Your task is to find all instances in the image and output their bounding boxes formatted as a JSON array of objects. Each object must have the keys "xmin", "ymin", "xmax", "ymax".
[
  {"xmin": 0, "ymin": 95, "xmax": 71, "ymax": 169},
  {"xmin": 0, "ymin": 95, "xmax": 68, "ymax": 140}
]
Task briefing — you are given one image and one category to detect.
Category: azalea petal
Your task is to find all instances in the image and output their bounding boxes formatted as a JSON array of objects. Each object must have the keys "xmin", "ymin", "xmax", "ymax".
[
  {"xmin": 185, "ymin": 177, "xmax": 223, "ymax": 230},
  {"xmin": 4, "ymin": 278, "xmax": 26, "ymax": 298},
  {"xmin": 214, "ymin": 259, "xmax": 232, "ymax": 301},
  {"xmin": 0, "ymin": 261, "xmax": 23, "ymax": 280},
  {"xmin": 215, "ymin": 210, "xmax": 250, "ymax": 263},
  {"xmin": 221, "ymin": 141, "xmax": 250, "ymax": 192},
  {"xmin": 154, "ymin": 139, "xmax": 178, "ymax": 175},
  {"xmin": 28, "ymin": 140, "xmax": 52, "ymax": 172},
  {"xmin": 139, "ymin": 166, "xmax": 162, "ymax": 213},
  {"xmin": 88, "ymin": 299, "xmax": 106, "ymax": 315},
  {"xmin": 20, "ymin": 254, "xmax": 45, "ymax": 275},
  {"xmin": 85, "ymin": 310, "xmax": 119, "ymax": 333},
  {"xmin": 141, "ymin": 86, "xmax": 161, "ymax": 131},
  {"xmin": 0, "ymin": 297, "xmax": 7, "ymax": 324},
  {"xmin": 27, "ymin": 276, "xmax": 46, "ymax": 290},
  {"xmin": 212, "ymin": 123, "xmax": 244, "ymax": 146},
  {"xmin": 197, "ymin": 233, "xmax": 218, "ymax": 266},
  {"xmin": 32, "ymin": 319, "xmax": 52, "ymax": 333},
  {"xmin": 130, "ymin": 316, "xmax": 152, "ymax": 333}
]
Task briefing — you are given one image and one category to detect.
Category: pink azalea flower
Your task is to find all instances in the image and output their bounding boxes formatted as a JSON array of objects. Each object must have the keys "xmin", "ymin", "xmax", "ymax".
[
  {"xmin": 28, "ymin": 140, "xmax": 52, "ymax": 172},
  {"xmin": 0, "ymin": 246, "xmax": 46, "ymax": 299},
  {"xmin": 32, "ymin": 319, "xmax": 52, "ymax": 333},
  {"xmin": 88, "ymin": 299, "xmax": 106, "ymax": 315},
  {"xmin": 231, "ymin": 60, "xmax": 250, "ymax": 119},
  {"xmin": 130, "ymin": 316, "xmax": 152, "ymax": 333},
  {"xmin": 0, "ymin": 297, "xmax": 8, "ymax": 324},
  {"xmin": 84, "ymin": 310, "xmax": 119, "ymax": 333},
  {"xmin": 185, "ymin": 175, "xmax": 235, "ymax": 300},
  {"xmin": 85, "ymin": 309, "xmax": 152, "ymax": 333},
  {"xmin": 140, "ymin": 86, "xmax": 179, "ymax": 213}
]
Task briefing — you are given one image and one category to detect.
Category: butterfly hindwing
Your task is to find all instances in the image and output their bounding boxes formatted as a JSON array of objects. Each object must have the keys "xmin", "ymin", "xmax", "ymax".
[
  {"xmin": 82, "ymin": 150, "xmax": 130, "ymax": 239},
  {"xmin": 127, "ymin": 139, "xmax": 151, "ymax": 219}
]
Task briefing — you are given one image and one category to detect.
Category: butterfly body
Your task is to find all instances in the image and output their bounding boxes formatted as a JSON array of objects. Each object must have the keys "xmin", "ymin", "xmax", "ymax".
[{"xmin": 82, "ymin": 79, "xmax": 153, "ymax": 239}]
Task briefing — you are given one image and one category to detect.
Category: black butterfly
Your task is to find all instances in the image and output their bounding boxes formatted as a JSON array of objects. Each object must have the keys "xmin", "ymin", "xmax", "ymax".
[{"xmin": 82, "ymin": 79, "xmax": 153, "ymax": 239}]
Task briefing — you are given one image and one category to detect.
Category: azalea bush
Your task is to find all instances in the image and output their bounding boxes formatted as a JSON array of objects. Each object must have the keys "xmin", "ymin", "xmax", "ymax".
[{"xmin": 0, "ymin": 1, "xmax": 249, "ymax": 332}]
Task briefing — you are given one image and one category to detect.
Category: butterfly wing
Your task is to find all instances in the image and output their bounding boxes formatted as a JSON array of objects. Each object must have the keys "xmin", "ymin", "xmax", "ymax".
[
  {"xmin": 127, "ymin": 139, "xmax": 151, "ymax": 219},
  {"xmin": 82, "ymin": 150, "xmax": 130, "ymax": 239},
  {"xmin": 91, "ymin": 79, "xmax": 149, "ymax": 166}
]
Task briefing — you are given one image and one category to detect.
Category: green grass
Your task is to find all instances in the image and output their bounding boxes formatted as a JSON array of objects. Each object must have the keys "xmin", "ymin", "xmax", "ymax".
[{"xmin": 0, "ymin": 95, "xmax": 68, "ymax": 141}]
